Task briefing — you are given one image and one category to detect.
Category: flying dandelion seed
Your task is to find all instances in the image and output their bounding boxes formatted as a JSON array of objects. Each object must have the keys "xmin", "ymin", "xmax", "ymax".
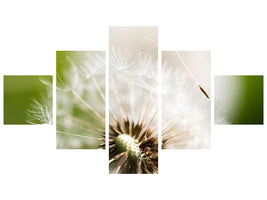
[{"xmin": 56, "ymin": 51, "xmax": 105, "ymax": 149}]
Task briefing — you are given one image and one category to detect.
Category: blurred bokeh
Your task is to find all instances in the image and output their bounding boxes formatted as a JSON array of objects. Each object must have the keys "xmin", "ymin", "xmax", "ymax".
[
  {"xmin": 4, "ymin": 76, "xmax": 52, "ymax": 124},
  {"xmin": 215, "ymin": 76, "xmax": 263, "ymax": 124},
  {"xmin": 57, "ymin": 51, "xmax": 88, "ymax": 83},
  {"xmin": 56, "ymin": 51, "xmax": 105, "ymax": 149}
]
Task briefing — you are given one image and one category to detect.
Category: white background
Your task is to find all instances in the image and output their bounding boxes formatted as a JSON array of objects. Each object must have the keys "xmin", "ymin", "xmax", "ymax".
[{"xmin": 0, "ymin": 0, "xmax": 266, "ymax": 200}]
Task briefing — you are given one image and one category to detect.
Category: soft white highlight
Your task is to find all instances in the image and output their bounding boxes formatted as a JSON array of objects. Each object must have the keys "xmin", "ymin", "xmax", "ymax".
[{"xmin": 162, "ymin": 51, "xmax": 211, "ymax": 149}]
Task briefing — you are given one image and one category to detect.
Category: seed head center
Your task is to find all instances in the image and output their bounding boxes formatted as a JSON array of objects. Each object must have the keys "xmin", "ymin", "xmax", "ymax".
[{"xmin": 115, "ymin": 134, "xmax": 142, "ymax": 159}]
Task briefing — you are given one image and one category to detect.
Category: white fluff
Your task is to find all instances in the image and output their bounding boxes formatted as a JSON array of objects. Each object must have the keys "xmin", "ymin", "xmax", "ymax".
[{"xmin": 162, "ymin": 52, "xmax": 211, "ymax": 149}]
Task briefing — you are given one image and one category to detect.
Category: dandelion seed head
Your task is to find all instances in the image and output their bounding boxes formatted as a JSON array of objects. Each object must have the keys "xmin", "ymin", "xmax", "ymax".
[
  {"xmin": 109, "ymin": 119, "xmax": 158, "ymax": 174},
  {"xmin": 115, "ymin": 134, "xmax": 142, "ymax": 159},
  {"xmin": 109, "ymin": 28, "xmax": 158, "ymax": 173}
]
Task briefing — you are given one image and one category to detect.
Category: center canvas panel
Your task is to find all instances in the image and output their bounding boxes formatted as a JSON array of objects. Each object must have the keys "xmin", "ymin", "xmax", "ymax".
[{"xmin": 109, "ymin": 27, "xmax": 158, "ymax": 174}]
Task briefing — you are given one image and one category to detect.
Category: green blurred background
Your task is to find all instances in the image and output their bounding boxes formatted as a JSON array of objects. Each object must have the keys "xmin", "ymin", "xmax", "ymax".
[
  {"xmin": 215, "ymin": 75, "xmax": 263, "ymax": 124},
  {"xmin": 57, "ymin": 51, "xmax": 89, "ymax": 83},
  {"xmin": 4, "ymin": 75, "xmax": 52, "ymax": 124}
]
